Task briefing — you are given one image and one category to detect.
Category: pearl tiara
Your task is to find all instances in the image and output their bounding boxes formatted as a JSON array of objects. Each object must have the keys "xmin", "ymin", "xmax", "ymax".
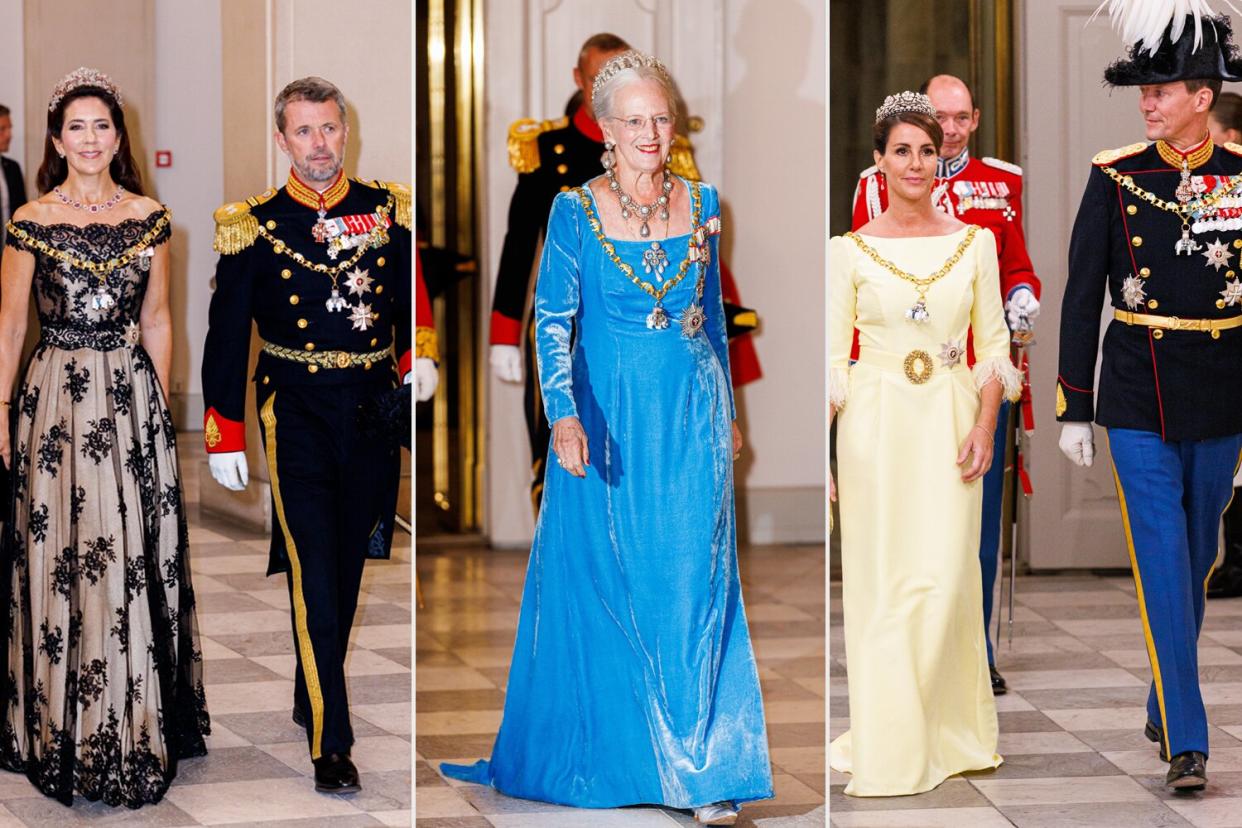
[
  {"xmin": 49, "ymin": 67, "xmax": 123, "ymax": 113},
  {"xmin": 875, "ymin": 91, "xmax": 937, "ymax": 123},
  {"xmin": 591, "ymin": 50, "xmax": 670, "ymax": 103}
]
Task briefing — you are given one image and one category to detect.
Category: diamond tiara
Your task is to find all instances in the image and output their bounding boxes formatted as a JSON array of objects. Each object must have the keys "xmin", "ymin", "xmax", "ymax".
[
  {"xmin": 875, "ymin": 91, "xmax": 937, "ymax": 123},
  {"xmin": 49, "ymin": 67, "xmax": 123, "ymax": 113},
  {"xmin": 591, "ymin": 50, "xmax": 670, "ymax": 105}
]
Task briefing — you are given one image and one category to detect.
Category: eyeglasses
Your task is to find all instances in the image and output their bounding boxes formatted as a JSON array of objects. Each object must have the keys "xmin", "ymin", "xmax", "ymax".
[{"xmin": 610, "ymin": 115, "xmax": 675, "ymax": 132}]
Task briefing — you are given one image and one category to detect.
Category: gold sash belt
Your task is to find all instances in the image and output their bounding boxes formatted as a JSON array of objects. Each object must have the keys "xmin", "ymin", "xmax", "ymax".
[
  {"xmin": 1113, "ymin": 310, "xmax": 1242, "ymax": 333},
  {"xmin": 262, "ymin": 341, "xmax": 394, "ymax": 370}
]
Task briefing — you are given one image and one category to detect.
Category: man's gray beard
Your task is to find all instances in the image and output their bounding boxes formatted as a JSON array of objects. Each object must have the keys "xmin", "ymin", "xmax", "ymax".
[{"xmin": 294, "ymin": 154, "xmax": 343, "ymax": 184}]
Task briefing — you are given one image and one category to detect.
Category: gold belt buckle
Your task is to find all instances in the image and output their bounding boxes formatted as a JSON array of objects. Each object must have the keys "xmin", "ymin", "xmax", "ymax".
[
  {"xmin": 903, "ymin": 349, "xmax": 933, "ymax": 384},
  {"xmin": 335, "ymin": 352, "xmax": 351, "ymax": 369}
]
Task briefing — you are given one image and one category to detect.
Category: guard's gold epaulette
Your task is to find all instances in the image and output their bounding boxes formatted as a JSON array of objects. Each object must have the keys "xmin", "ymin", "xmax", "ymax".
[
  {"xmin": 212, "ymin": 188, "xmax": 277, "ymax": 254},
  {"xmin": 360, "ymin": 179, "xmax": 412, "ymax": 230},
  {"xmin": 1223, "ymin": 141, "xmax": 1242, "ymax": 158},
  {"xmin": 669, "ymin": 134, "xmax": 701, "ymax": 181},
  {"xmin": 1092, "ymin": 142, "xmax": 1148, "ymax": 166},
  {"xmin": 507, "ymin": 116, "xmax": 569, "ymax": 173}
]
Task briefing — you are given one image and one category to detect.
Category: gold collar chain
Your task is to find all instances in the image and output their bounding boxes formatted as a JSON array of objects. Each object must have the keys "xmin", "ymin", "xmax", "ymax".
[
  {"xmin": 1098, "ymin": 164, "xmax": 1242, "ymax": 217},
  {"xmin": 4, "ymin": 212, "xmax": 171, "ymax": 283},
  {"xmin": 845, "ymin": 225, "xmax": 978, "ymax": 288},
  {"xmin": 257, "ymin": 194, "xmax": 395, "ymax": 283},
  {"xmin": 577, "ymin": 181, "xmax": 702, "ymax": 303}
]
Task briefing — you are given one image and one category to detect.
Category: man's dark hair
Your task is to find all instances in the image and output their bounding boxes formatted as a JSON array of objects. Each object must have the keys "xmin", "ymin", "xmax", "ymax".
[
  {"xmin": 577, "ymin": 33, "xmax": 630, "ymax": 71},
  {"xmin": 919, "ymin": 75, "xmax": 976, "ymax": 111},
  {"xmin": 1185, "ymin": 78, "xmax": 1224, "ymax": 109},
  {"xmin": 0, "ymin": 104, "xmax": 9, "ymax": 118}
]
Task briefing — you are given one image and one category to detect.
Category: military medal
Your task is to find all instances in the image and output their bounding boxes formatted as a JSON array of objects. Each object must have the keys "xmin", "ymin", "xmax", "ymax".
[
  {"xmin": 1221, "ymin": 279, "xmax": 1242, "ymax": 307},
  {"xmin": 1175, "ymin": 218, "xmax": 1201, "ymax": 255},
  {"xmin": 1202, "ymin": 238, "xmax": 1235, "ymax": 271},
  {"xmin": 348, "ymin": 302, "xmax": 375, "ymax": 331},
  {"xmin": 1121, "ymin": 275, "xmax": 1147, "ymax": 309},
  {"xmin": 1175, "ymin": 159, "xmax": 1196, "ymax": 203},
  {"xmin": 344, "ymin": 266, "xmax": 374, "ymax": 295},
  {"xmin": 939, "ymin": 338, "xmax": 964, "ymax": 368},
  {"xmin": 311, "ymin": 209, "xmax": 332, "ymax": 244}
]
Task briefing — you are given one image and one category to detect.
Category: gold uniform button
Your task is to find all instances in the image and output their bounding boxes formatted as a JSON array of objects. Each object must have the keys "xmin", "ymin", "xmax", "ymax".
[
  {"xmin": 1235, "ymin": 239, "xmax": 1242, "ymax": 249},
  {"xmin": 307, "ymin": 364, "xmax": 319, "ymax": 374},
  {"xmin": 377, "ymin": 257, "xmax": 386, "ymax": 267},
  {"xmin": 1147, "ymin": 299, "xmax": 1159, "ymax": 309},
  {"xmin": 1139, "ymin": 267, "xmax": 1151, "ymax": 277},
  {"xmin": 297, "ymin": 318, "xmax": 308, "ymax": 329},
  {"xmin": 262, "ymin": 375, "xmax": 270, "ymax": 385},
  {"xmin": 1213, "ymin": 329, "xmax": 1222, "ymax": 339},
  {"xmin": 364, "ymin": 360, "xmax": 373, "ymax": 370},
  {"xmin": 1218, "ymin": 299, "xmax": 1228, "ymax": 309},
  {"xmin": 1153, "ymin": 329, "xmax": 1164, "ymax": 339},
  {"xmin": 376, "ymin": 285, "xmax": 384, "ymax": 294},
  {"xmin": 557, "ymin": 163, "xmax": 569, "ymax": 174},
  {"xmin": 266, "ymin": 220, "xmax": 276, "ymax": 230},
  {"xmin": 370, "ymin": 337, "xmax": 379, "ymax": 347},
  {"xmin": 281, "ymin": 269, "xmax": 292, "ymax": 279},
  {"xmin": 553, "ymin": 143, "xmax": 565, "ymax": 154},
  {"xmin": 1126, "ymin": 204, "xmax": 1138, "ymax": 215},
  {"xmin": 559, "ymin": 185, "xmax": 570, "ymax": 192},
  {"xmin": 305, "ymin": 342, "xmax": 315, "ymax": 351},
  {"xmin": 289, "ymin": 295, "xmax": 299, "ymax": 305},
  {"xmin": 1229, "ymin": 271, "xmax": 1237, "ymax": 279},
  {"xmin": 1131, "ymin": 235, "xmax": 1143, "ymax": 247}
]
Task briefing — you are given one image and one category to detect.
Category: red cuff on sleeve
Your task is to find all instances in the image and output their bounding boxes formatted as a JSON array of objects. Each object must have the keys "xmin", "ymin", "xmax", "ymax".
[
  {"xmin": 490, "ymin": 310, "xmax": 523, "ymax": 345},
  {"xmin": 204, "ymin": 407, "xmax": 246, "ymax": 454},
  {"xmin": 398, "ymin": 349, "xmax": 412, "ymax": 378}
]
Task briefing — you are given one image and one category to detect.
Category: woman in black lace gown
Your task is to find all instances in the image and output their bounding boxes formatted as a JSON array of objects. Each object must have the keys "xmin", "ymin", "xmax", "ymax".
[{"xmin": 0, "ymin": 68, "xmax": 209, "ymax": 808}]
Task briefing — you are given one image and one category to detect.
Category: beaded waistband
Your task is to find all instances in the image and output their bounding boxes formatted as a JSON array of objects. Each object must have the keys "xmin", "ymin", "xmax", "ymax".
[{"xmin": 40, "ymin": 324, "xmax": 137, "ymax": 352}]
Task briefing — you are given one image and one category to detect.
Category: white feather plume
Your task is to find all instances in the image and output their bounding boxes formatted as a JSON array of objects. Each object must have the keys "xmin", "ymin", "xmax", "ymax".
[{"xmin": 1091, "ymin": 0, "xmax": 1242, "ymax": 56}]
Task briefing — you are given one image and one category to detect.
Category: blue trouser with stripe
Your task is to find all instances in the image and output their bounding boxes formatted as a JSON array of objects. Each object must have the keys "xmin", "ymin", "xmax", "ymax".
[
  {"xmin": 1108, "ymin": 428, "xmax": 1242, "ymax": 759},
  {"xmin": 979, "ymin": 400, "xmax": 1011, "ymax": 666}
]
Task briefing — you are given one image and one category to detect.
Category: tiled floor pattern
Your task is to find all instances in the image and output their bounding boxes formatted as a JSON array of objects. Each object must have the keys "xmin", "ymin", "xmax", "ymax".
[
  {"xmin": 0, "ymin": 441, "xmax": 412, "ymax": 826},
  {"xmin": 415, "ymin": 542, "xmax": 826, "ymax": 827},
  {"xmin": 830, "ymin": 574, "xmax": 1242, "ymax": 827}
]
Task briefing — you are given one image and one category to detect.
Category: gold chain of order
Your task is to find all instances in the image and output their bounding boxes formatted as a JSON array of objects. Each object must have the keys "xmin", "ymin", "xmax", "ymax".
[
  {"xmin": 1099, "ymin": 164, "xmax": 1242, "ymax": 217},
  {"xmin": 4, "ymin": 211, "xmax": 171, "ymax": 285},
  {"xmin": 845, "ymin": 225, "xmax": 979, "ymax": 290},
  {"xmin": 256, "ymin": 194, "xmax": 395, "ymax": 287},
  {"xmin": 576, "ymin": 181, "xmax": 702, "ymax": 303}
]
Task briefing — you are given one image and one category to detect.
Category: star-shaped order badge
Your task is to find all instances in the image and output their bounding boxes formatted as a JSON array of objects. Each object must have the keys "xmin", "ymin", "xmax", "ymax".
[
  {"xmin": 348, "ymin": 302, "xmax": 374, "ymax": 331},
  {"xmin": 939, "ymin": 338, "xmax": 964, "ymax": 368},
  {"xmin": 1202, "ymin": 237, "xmax": 1235, "ymax": 271},
  {"xmin": 344, "ymin": 266, "xmax": 374, "ymax": 297},
  {"xmin": 1121, "ymin": 275, "xmax": 1147, "ymax": 310},
  {"xmin": 1221, "ymin": 279, "xmax": 1242, "ymax": 307}
]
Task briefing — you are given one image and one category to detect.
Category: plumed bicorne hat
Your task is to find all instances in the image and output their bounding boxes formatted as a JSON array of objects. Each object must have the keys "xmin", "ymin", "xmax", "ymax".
[{"xmin": 1096, "ymin": 0, "xmax": 1242, "ymax": 85}]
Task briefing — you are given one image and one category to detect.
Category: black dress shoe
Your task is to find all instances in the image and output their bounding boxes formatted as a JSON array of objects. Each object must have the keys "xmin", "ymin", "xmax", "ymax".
[
  {"xmin": 1166, "ymin": 751, "xmax": 1207, "ymax": 791},
  {"xmin": 1145, "ymin": 719, "xmax": 1169, "ymax": 762},
  {"xmin": 292, "ymin": 705, "xmax": 306, "ymax": 728},
  {"xmin": 313, "ymin": 753, "xmax": 361, "ymax": 794},
  {"xmin": 989, "ymin": 665, "xmax": 1007, "ymax": 695},
  {"xmin": 1207, "ymin": 565, "xmax": 1242, "ymax": 599}
]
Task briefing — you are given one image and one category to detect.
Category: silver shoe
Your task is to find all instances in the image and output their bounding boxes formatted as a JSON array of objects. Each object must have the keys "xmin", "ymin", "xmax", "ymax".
[{"xmin": 694, "ymin": 802, "xmax": 739, "ymax": 825}]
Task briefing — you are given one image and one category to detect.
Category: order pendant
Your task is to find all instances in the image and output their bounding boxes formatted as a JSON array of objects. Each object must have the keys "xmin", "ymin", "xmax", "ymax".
[
  {"xmin": 680, "ymin": 303, "xmax": 706, "ymax": 338},
  {"xmin": 646, "ymin": 305, "xmax": 670, "ymax": 330},
  {"xmin": 905, "ymin": 298, "xmax": 930, "ymax": 324},
  {"xmin": 1175, "ymin": 227, "xmax": 1201, "ymax": 256},
  {"xmin": 91, "ymin": 291, "xmax": 115, "ymax": 311},
  {"xmin": 326, "ymin": 288, "xmax": 349, "ymax": 313}
]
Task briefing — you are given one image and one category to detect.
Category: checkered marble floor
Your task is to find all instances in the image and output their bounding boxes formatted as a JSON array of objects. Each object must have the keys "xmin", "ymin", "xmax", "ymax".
[
  {"xmin": 415, "ymin": 541, "xmax": 826, "ymax": 827},
  {"xmin": 0, "ymin": 441, "xmax": 412, "ymax": 826},
  {"xmin": 830, "ymin": 574, "xmax": 1242, "ymax": 827}
]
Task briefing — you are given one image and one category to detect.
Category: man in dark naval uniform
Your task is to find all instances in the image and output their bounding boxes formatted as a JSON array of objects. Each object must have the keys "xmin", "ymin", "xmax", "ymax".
[
  {"xmin": 491, "ymin": 33, "xmax": 761, "ymax": 514},
  {"xmin": 202, "ymin": 76, "xmax": 413, "ymax": 794},
  {"xmin": 1058, "ymin": 10, "xmax": 1242, "ymax": 792}
]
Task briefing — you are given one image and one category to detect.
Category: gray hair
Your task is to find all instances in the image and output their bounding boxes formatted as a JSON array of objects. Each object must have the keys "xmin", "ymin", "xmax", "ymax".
[
  {"xmin": 591, "ymin": 50, "xmax": 680, "ymax": 123},
  {"xmin": 274, "ymin": 76, "xmax": 347, "ymax": 134}
]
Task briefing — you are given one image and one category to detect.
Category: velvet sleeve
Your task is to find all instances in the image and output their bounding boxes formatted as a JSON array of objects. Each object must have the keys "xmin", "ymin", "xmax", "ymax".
[{"xmin": 532, "ymin": 191, "xmax": 583, "ymax": 424}]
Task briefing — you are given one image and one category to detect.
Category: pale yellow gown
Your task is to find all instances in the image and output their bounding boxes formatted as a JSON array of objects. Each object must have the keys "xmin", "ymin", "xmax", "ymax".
[{"xmin": 829, "ymin": 226, "xmax": 1019, "ymax": 797}]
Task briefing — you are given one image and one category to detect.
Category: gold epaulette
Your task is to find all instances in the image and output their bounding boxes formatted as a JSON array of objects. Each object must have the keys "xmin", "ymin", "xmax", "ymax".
[
  {"xmin": 1092, "ymin": 142, "xmax": 1148, "ymax": 166},
  {"xmin": 669, "ymin": 134, "xmax": 701, "ymax": 181},
  {"xmin": 1224, "ymin": 141, "xmax": 1242, "ymax": 158},
  {"xmin": 212, "ymin": 188, "xmax": 277, "ymax": 254},
  {"xmin": 365, "ymin": 179, "xmax": 412, "ymax": 230},
  {"xmin": 507, "ymin": 116, "xmax": 568, "ymax": 173}
]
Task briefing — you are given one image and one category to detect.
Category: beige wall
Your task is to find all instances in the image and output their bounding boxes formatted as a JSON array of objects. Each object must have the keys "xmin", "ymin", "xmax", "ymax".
[{"xmin": 0, "ymin": 1, "xmax": 25, "ymax": 166}]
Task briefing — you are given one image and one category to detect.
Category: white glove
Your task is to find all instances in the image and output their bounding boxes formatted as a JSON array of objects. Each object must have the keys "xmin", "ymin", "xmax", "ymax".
[
  {"xmin": 209, "ymin": 451, "xmax": 249, "ymax": 491},
  {"xmin": 414, "ymin": 357, "xmax": 438, "ymax": 402},
  {"xmin": 1006, "ymin": 287, "xmax": 1040, "ymax": 330},
  {"xmin": 1059, "ymin": 423, "xmax": 1095, "ymax": 467},
  {"xmin": 490, "ymin": 344, "xmax": 522, "ymax": 384}
]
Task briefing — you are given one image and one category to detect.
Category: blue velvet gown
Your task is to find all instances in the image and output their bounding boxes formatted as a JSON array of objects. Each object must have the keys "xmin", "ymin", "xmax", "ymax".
[{"xmin": 442, "ymin": 179, "xmax": 773, "ymax": 808}]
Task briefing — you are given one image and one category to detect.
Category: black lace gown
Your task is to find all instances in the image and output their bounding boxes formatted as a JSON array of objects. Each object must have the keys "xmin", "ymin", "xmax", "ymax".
[{"xmin": 0, "ymin": 210, "xmax": 209, "ymax": 807}]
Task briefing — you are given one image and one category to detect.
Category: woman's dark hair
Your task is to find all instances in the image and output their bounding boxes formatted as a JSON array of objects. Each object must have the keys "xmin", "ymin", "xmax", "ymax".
[
  {"xmin": 873, "ymin": 111, "xmax": 943, "ymax": 155},
  {"xmin": 1212, "ymin": 91, "xmax": 1242, "ymax": 133},
  {"xmin": 36, "ymin": 86, "xmax": 144, "ymax": 196}
]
